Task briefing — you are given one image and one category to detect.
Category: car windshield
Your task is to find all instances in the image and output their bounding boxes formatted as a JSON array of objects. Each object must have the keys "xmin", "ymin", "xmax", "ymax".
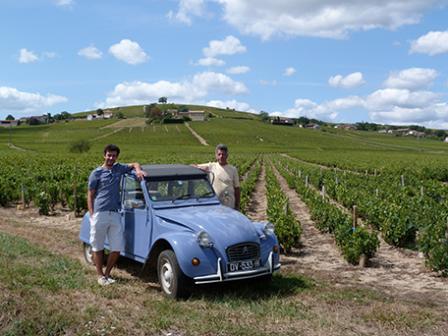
[{"xmin": 146, "ymin": 177, "xmax": 215, "ymax": 202}]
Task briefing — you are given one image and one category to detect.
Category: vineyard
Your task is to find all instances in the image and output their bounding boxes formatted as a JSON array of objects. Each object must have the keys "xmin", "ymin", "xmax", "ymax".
[
  {"xmin": 1, "ymin": 107, "xmax": 448, "ymax": 335},
  {"xmin": 1, "ymin": 110, "xmax": 448, "ymax": 273}
]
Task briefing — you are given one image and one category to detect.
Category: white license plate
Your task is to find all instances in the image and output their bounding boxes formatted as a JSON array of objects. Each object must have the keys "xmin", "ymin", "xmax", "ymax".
[{"xmin": 227, "ymin": 259, "xmax": 260, "ymax": 272}]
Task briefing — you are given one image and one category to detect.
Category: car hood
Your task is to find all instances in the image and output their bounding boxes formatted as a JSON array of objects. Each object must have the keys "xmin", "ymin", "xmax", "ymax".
[{"xmin": 155, "ymin": 204, "xmax": 260, "ymax": 246}]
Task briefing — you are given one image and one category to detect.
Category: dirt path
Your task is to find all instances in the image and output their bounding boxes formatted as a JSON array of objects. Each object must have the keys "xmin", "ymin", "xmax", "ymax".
[
  {"xmin": 185, "ymin": 122, "xmax": 208, "ymax": 146},
  {"xmin": 271, "ymin": 163, "xmax": 448, "ymax": 301},
  {"xmin": 245, "ymin": 163, "xmax": 267, "ymax": 222},
  {"xmin": 8, "ymin": 143, "xmax": 29, "ymax": 152},
  {"xmin": 93, "ymin": 128, "xmax": 124, "ymax": 141}
]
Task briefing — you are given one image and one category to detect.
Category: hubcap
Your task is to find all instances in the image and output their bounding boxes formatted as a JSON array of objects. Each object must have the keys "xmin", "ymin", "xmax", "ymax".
[
  {"xmin": 160, "ymin": 259, "xmax": 173, "ymax": 294},
  {"xmin": 84, "ymin": 244, "xmax": 93, "ymax": 264}
]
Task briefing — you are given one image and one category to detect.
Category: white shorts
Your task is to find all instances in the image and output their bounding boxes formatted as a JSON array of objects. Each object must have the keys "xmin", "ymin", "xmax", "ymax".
[{"xmin": 90, "ymin": 211, "xmax": 123, "ymax": 252}]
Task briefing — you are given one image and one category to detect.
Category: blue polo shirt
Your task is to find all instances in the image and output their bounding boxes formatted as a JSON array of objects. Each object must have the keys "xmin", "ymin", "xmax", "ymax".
[{"xmin": 88, "ymin": 163, "xmax": 133, "ymax": 212}]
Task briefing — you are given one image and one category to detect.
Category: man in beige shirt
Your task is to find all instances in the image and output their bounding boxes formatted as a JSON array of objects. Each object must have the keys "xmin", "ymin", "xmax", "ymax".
[{"xmin": 197, "ymin": 144, "xmax": 240, "ymax": 210}]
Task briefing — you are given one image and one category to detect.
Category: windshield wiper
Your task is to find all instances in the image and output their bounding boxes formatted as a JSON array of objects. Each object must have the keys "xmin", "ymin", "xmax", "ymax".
[{"xmin": 172, "ymin": 194, "xmax": 191, "ymax": 202}]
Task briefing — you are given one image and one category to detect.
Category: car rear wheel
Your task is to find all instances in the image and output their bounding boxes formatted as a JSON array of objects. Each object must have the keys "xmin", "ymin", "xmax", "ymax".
[
  {"xmin": 157, "ymin": 250, "xmax": 190, "ymax": 299},
  {"xmin": 83, "ymin": 243, "xmax": 108, "ymax": 266},
  {"xmin": 83, "ymin": 243, "xmax": 94, "ymax": 265}
]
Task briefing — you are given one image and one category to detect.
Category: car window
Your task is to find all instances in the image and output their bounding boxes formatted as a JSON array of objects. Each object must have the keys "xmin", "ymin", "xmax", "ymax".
[
  {"xmin": 123, "ymin": 176, "xmax": 146, "ymax": 209},
  {"xmin": 146, "ymin": 177, "xmax": 214, "ymax": 202}
]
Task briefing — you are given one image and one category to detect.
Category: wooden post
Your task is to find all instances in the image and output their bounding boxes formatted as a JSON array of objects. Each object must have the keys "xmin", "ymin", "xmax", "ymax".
[
  {"xmin": 352, "ymin": 205, "xmax": 357, "ymax": 229},
  {"xmin": 375, "ymin": 188, "xmax": 379, "ymax": 197},
  {"xmin": 420, "ymin": 186, "xmax": 424, "ymax": 197},
  {"xmin": 298, "ymin": 170, "xmax": 302, "ymax": 178},
  {"xmin": 305, "ymin": 175, "xmax": 309, "ymax": 188},
  {"xmin": 21, "ymin": 184, "xmax": 25, "ymax": 207},
  {"xmin": 321, "ymin": 185, "xmax": 326, "ymax": 199},
  {"xmin": 401, "ymin": 175, "xmax": 405, "ymax": 187},
  {"xmin": 374, "ymin": 169, "xmax": 377, "ymax": 176},
  {"xmin": 335, "ymin": 176, "xmax": 339, "ymax": 185},
  {"xmin": 73, "ymin": 181, "xmax": 77, "ymax": 217}
]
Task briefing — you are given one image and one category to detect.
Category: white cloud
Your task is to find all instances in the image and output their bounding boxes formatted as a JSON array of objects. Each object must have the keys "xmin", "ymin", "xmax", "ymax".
[
  {"xmin": 218, "ymin": 0, "xmax": 438, "ymax": 40},
  {"xmin": 367, "ymin": 88, "xmax": 439, "ymax": 110},
  {"xmin": 203, "ymin": 35, "xmax": 246, "ymax": 57},
  {"xmin": 42, "ymin": 52, "xmax": 57, "ymax": 59},
  {"xmin": 227, "ymin": 66, "xmax": 250, "ymax": 74},
  {"xmin": 206, "ymin": 99, "xmax": 257, "ymax": 113},
  {"xmin": 54, "ymin": 0, "xmax": 74, "ymax": 7},
  {"xmin": 280, "ymin": 96, "xmax": 364, "ymax": 120},
  {"xmin": 383, "ymin": 68, "xmax": 437, "ymax": 90},
  {"xmin": 109, "ymin": 39, "xmax": 149, "ymax": 65},
  {"xmin": 78, "ymin": 45, "xmax": 103, "ymax": 60},
  {"xmin": 0, "ymin": 86, "xmax": 67, "ymax": 115},
  {"xmin": 18, "ymin": 48, "xmax": 38, "ymax": 63},
  {"xmin": 283, "ymin": 67, "xmax": 296, "ymax": 77},
  {"xmin": 410, "ymin": 31, "xmax": 448, "ymax": 55},
  {"xmin": 100, "ymin": 72, "xmax": 247, "ymax": 107},
  {"xmin": 329, "ymin": 72, "xmax": 365, "ymax": 88},
  {"xmin": 197, "ymin": 57, "xmax": 225, "ymax": 66},
  {"xmin": 167, "ymin": 0, "xmax": 206, "ymax": 25}
]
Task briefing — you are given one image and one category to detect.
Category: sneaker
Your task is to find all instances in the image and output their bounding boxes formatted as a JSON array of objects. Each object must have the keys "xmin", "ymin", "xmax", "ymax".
[
  {"xmin": 106, "ymin": 277, "xmax": 116, "ymax": 284},
  {"xmin": 97, "ymin": 276, "xmax": 109, "ymax": 286}
]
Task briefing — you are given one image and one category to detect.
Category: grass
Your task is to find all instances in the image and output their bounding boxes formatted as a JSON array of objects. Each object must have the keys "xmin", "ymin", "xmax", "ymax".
[{"xmin": 0, "ymin": 228, "xmax": 447, "ymax": 335}]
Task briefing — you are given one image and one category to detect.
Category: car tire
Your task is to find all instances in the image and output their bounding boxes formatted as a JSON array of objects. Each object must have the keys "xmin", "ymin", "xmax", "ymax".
[
  {"xmin": 83, "ymin": 243, "xmax": 108, "ymax": 266},
  {"xmin": 157, "ymin": 250, "xmax": 190, "ymax": 299},
  {"xmin": 83, "ymin": 243, "xmax": 94, "ymax": 265}
]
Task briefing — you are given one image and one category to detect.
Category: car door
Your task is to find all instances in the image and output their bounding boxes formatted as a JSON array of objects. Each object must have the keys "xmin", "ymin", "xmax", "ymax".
[{"xmin": 122, "ymin": 175, "xmax": 152, "ymax": 262}]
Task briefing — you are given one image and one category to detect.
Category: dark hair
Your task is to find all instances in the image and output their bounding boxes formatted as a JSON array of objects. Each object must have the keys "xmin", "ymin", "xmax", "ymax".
[
  {"xmin": 215, "ymin": 143, "xmax": 228, "ymax": 153},
  {"xmin": 104, "ymin": 144, "xmax": 120, "ymax": 156}
]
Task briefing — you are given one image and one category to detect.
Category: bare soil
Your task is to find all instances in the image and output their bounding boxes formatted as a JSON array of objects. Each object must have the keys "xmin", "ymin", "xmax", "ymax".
[{"xmin": 270, "ymin": 164, "xmax": 448, "ymax": 303}]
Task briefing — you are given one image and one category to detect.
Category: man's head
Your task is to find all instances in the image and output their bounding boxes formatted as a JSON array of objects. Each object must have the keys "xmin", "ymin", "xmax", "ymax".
[
  {"xmin": 215, "ymin": 143, "xmax": 228, "ymax": 165},
  {"xmin": 103, "ymin": 144, "xmax": 120, "ymax": 168}
]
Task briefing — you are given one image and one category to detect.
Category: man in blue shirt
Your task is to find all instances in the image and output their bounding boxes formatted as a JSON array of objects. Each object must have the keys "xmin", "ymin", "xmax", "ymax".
[{"xmin": 88, "ymin": 144, "xmax": 145, "ymax": 286}]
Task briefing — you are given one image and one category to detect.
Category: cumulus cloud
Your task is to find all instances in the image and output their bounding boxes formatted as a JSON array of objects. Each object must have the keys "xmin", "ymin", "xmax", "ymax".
[
  {"xmin": 100, "ymin": 72, "xmax": 247, "ymax": 107},
  {"xmin": 197, "ymin": 57, "xmax": 225, "ymax": 66},
  {"xmin": 203, "ymin": 35, "xmax": 246, "ymax": 57},
  {"xmin": 18, "ymin": 48, "xmax": 38, "ymax": 63},
  {"xmin": 206, "ymin": 99, "xmax": 257, "ymax": 113},
  {"xmin": 0, "ymin": 86, "xmax": 67, "ymax": 115},
  {"xmin": 78, "ymin": 45, "xmax": 103, "ymax": 59},
  {"xmin": 167, "ymin": 0, "xmax": 206, "ymax": 25},
  {"xmin": 276, "ymin": 96, "xmax": 364, "ymax": 120},
  {"xmin": 227, "ymin": 66, "xmax": 250, "ymax": 74},
  {"xmin": 109, "ymin": 39, "xmax": 149, "ymax": 65},
  {"xmin": 276, "ymin": 66, "xmax": 448, "ymax": 125},
  {"xmin": 410, "ymin": 31, "xmax": 448, "ymax": 55},
  {"xmin": 218, "ymin": 0, "xmax": 437, "ymax": 40},
  {"xmin": 283, "ymin": 67, "xmax": 296, "ymax": 76},
  {"xmin": 383, "ymin": 68, "xmax": 437, "ymax": 90},
  {"xmin": 329, "ymin": 72, "xmax": 365, "ymax": 88}
]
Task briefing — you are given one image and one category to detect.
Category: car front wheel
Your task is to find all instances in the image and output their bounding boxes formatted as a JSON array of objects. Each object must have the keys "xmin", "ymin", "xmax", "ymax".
[{"xmin": 157, "ymin": 250, "xmax": 190, "ymax": 299}]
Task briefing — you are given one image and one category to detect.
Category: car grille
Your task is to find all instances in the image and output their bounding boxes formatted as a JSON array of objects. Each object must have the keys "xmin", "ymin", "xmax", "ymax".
[{"xmin": 226, "ymin": 243, "xmax": 260, "ymax": 261}]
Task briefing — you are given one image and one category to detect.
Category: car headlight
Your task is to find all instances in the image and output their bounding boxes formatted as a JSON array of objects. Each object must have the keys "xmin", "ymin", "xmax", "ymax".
[
  {"xmin": 263, "ymin": 222, "xmax": 275, "ymax": 236},
  {"xmin": 197, "ymin": 231, "xmax": 213, "ymax": 248}
]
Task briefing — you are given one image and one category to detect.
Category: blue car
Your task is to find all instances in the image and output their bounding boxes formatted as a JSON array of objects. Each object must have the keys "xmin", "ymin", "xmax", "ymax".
[{"xmin": 80, "ymin": 164, "xmax": 281, "ymax": 298}]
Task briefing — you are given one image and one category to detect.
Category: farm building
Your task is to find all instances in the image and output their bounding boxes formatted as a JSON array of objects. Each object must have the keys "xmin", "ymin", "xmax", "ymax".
[
  {"xmin": 271, "ymin": 116, "xmax": 294, "ymax": 126},
  {"xmin": 178, "ymin": 110, "xmax": 205, "ymax": 121},
  {"xmin": 0, "ymin": 120, "xmax": 19, "ymax": 127}
]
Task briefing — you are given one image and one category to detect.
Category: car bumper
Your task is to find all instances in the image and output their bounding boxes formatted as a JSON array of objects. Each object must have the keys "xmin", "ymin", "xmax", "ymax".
[{"xmin": 193, "ymin": 252, "xmax": 281, "ymax": 284}]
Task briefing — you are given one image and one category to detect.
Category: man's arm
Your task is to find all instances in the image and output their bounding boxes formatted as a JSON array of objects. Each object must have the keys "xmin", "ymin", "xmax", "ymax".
[
  {"xmin": 128, "ymin": 162, "xmax": 146, "ymax": 180},
  {"xmin": 191, "ymin": 163, "xmax": 210, "ymax": 172},
  {"xmin": 87, "ymin": 189, "xmax": 95, "ymax": 216}
]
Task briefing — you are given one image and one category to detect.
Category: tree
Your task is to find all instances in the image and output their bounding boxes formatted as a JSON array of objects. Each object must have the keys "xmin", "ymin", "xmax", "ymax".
[
  {"xmin": 96, "ymin": 108, "xmax": 104, "ymax": 116},
  {"xmin": 116, "ymin": 111, "xmax": 125, "ymax": 119},
  {"xmin": 5, "ymin": 114, "xmax": 14, "ymax": 121},
  {"xmin": 259, "ymin": 111, "xmax": 270, "ymax": 122},
  {"xmin": 158, "ymin": 97, "xmax": 168, "ymax": 104}
]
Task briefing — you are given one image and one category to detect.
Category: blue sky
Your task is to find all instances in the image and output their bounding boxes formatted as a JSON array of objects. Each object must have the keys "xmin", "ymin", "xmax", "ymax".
[{"xmin": 1, "ymin": 0, "xmax": 448, "ymax": 128}]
